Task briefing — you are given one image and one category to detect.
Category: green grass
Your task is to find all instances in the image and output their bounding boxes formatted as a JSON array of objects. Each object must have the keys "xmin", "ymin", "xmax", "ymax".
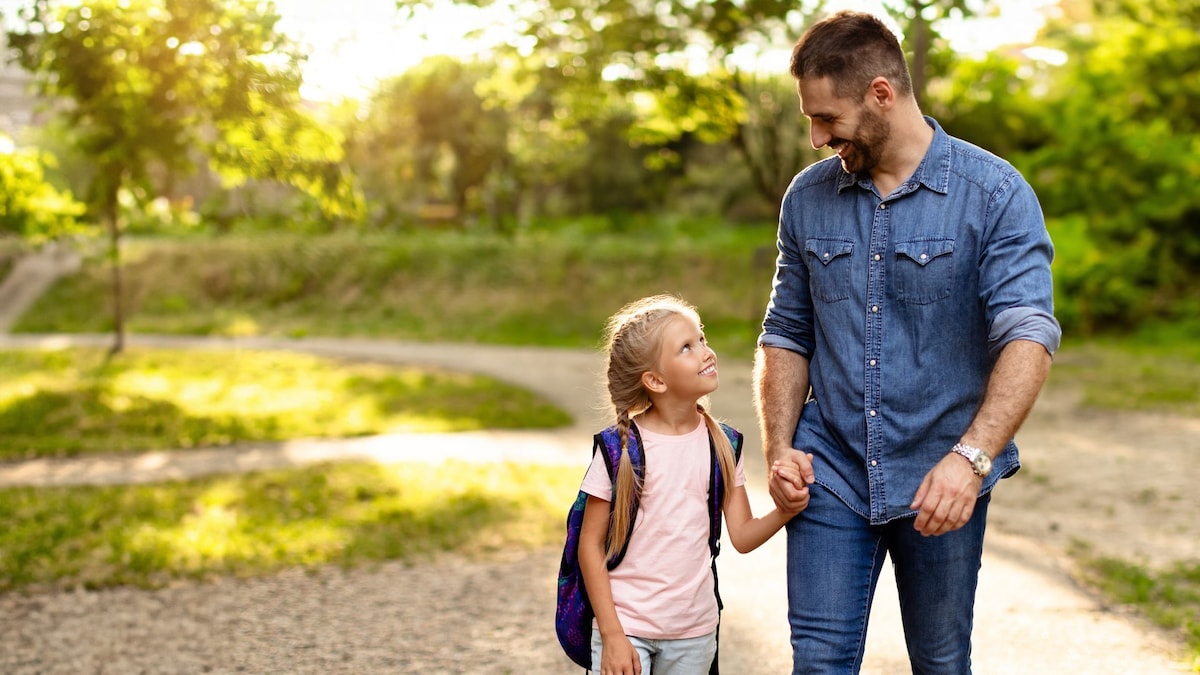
[
  {"xmin": 0, "ymin": 460, "xmax": 579, "ymax": 592},
  {"xmin": 14, "ymin": 227, "xmax": 777, "ymax": 359},
  {"xmin": 1071, "ymin": 542, "xmax": 1200, "ymax": 670},
  {"xmin": 8, "ymin": 227, "xmax": 1200, "ymax": 657},
  {"xmin": 0, "ymin": 347, "xmax": 570, "ymax": 460},
  {"xmin": 1055, "ymin": 320, "xmax": 1200, "ymax": 416}
]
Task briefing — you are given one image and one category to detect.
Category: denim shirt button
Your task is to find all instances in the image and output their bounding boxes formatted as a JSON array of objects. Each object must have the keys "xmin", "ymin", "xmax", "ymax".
[
  {"xmin": 871, "ymin": 305, "xmax": 879, "ymax": 313},
  {"xmin": 873, "ymin": 254, "xmax": 881, "ymax": 261},
  {"xmin": 869, "ymin": 359, "xmax": 877, "ymax": 366},
  {"xmin": 870, "ymin": 460, "xmax": 878, "ymax": 467},
  {"xmin": 868, "ymin": 410, "xmax": 877, "ymax": 417},
  {"xmin": 879, "ymin": 203, "xmax": 887, "ymax": 209}
]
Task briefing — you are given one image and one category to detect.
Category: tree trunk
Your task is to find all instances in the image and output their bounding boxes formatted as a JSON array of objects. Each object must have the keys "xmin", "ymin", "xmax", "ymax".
[
  {"xmin": 102, "ymin": 188, "xmax": 124, "ymax": 356},
  {"xmin": 909, "ymin": 0, "xmax": 931, "ymax": 112}
]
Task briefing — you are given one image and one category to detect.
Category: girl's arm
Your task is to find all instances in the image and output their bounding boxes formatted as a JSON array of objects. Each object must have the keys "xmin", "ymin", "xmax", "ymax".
[
  {"xmin": 578, "ymin": 495, "xmax": 642, "ymax": 675},
  {"xmin": 723, "ymin": 461, "xmax": 809, "ymax": 553}
]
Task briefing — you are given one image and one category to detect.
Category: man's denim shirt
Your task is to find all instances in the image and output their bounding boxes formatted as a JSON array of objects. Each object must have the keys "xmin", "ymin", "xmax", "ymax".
[{"xmin": 759, "ymin": 117, "xmax": 1062, "ymax": 524}]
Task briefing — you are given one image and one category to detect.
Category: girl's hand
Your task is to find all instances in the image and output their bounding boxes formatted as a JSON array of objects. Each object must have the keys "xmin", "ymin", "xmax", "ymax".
[
  {"xmin": 600, "ymin": 634, "xmax": 642, "ymax": 675},
  {"xmin": 770, "ymin": 455, "xmax": 813, "ymax": 515},
  {"xmin": 770, "ymin": 456, "xmax": 811, "ymax": 489}
]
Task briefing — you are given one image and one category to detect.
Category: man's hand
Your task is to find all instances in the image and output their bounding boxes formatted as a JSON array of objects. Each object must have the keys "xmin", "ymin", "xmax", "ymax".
[
  {"xmin": 768, "ymin": 450, "xmax": 815, "ymax": 514},
  {"xmin": 910, "ymin": 452, "xmax": 982, "ymax": 536}
]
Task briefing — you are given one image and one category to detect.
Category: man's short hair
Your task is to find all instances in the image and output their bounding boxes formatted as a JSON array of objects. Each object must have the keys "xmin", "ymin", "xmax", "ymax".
[{"xmin": 790, "ymin": 10, "xmax": 913, "ymax": 100}]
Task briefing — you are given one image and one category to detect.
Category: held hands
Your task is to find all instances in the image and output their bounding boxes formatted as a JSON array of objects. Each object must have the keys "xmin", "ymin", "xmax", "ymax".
[
  {"xmin": 910, "ymin": 452, "xmax": 983, "ymax": 536},
  {"xmin": 768, "ymin": 450, "xmax": 815, "ymax": 516}
]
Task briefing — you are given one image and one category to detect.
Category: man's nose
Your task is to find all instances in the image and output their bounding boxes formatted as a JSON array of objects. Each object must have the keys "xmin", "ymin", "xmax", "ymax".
[{"xmin": 809, "ymin": 120, "xmax": 831, "ymax": 150}]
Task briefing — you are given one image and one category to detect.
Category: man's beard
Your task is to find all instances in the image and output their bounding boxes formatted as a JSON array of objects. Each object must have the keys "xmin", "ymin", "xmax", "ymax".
[{"xmin": 831, "ymin": 107, "xmax": 890, "ymax": 175}]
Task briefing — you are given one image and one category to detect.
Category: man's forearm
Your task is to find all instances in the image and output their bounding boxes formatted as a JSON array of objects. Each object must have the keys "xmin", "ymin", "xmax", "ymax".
[
  {"xmin": 754, "ymin": 346, "xmax": 811, "ymax": 464},
  {"xmin": 961, "ymin": 339, "xmax": 1053, "ymax": 456}
]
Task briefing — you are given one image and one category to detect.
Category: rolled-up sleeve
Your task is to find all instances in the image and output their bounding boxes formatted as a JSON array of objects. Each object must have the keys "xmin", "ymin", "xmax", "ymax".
[
  {"xmin": 979, "ymin": 173, "xmax": 1062, "ymax": 359},
  {"xmin": 759, "ymin": 191, "xmax": 817, "ymax": 357},
  {"xmin": 989, "ymin": 307, "xmax": 1061, "ymax": 358}
]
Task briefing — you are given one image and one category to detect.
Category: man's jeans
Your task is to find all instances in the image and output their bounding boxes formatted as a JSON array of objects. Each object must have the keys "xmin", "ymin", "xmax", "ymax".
[{"xmin": 786, "ymin": 486, "xmax": 990, "ymax": 674}]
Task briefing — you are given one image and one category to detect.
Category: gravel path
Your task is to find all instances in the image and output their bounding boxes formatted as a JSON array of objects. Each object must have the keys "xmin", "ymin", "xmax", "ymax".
[{"xmin": 0, "ymin": 334, "xmax": 1194, "ymax": 674}]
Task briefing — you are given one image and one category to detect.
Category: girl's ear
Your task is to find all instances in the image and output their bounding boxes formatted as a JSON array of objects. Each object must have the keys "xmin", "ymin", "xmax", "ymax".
[{"xmin": 641, "ymin": 370, "xmax": 667, "ymax": 394}]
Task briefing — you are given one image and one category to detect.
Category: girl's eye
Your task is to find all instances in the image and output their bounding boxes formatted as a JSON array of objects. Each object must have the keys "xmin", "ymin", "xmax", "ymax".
[{"xmin": 681, "ymin": 344, "xmax": 691, "ymax": 352}]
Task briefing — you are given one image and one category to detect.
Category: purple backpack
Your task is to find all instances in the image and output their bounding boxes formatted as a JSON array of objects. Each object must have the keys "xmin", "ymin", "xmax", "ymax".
[{"xmin": 554, "ymin": 421, "xmax": 742, "ymax": 672}]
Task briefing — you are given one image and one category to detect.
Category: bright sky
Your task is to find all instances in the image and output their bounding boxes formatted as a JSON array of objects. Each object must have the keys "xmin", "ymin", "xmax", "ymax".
[
  {"xmin": 0, "ymin": 0, "xmax": 1058, "ymax": 102},
  {"xmin": 277, "ymin": 0, "xmax": 1059, "ymax": 102},
  {"xmin": 273, "ymin": 0, "xmax": 515, "ymax": 102}
]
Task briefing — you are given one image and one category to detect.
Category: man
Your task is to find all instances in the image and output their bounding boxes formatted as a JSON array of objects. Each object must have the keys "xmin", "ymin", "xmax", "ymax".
[{"xmin": 756, "ymin": 10, "xmax": 1061, "ymax": 674}]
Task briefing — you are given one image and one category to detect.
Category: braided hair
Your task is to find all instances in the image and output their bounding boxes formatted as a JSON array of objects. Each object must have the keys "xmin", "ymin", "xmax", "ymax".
[{"xmin": 600, "ymin": 294, "xmax": 736, "ymax": 561}]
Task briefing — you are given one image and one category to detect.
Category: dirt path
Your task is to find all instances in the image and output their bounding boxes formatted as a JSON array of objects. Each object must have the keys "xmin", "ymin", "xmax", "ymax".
[{"xmin": 0, "ymin": 334, "xmax": 1195, "ymax": 673}]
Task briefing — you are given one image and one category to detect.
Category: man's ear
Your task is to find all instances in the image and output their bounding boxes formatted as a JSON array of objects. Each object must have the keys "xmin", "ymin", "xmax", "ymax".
[
  {"xmin": 642, "ymin": 370, "xmax": 667, "ymax": 394},
  {"xmin": 866, "ymin": 76, "xmax": 896, "ymax": 110}
]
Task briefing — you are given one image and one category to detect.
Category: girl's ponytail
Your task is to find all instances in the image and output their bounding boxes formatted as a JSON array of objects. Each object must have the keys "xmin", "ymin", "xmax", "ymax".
[
  {"xmin": 606, "ymin": 409, "xmax": 641, "ymax": 562},
  {"xmin": 699, "ymin": 403, "xmax": 736, "ymax": 505},
  {"xmin": 599, "ymin": 294, "xmax": 704, "ymax": 560}
]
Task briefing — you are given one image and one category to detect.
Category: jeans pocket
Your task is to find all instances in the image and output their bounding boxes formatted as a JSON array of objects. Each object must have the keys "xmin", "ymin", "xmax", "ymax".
[
  {"xmin": 805, "ymin": 238, "xmax": 854, "ymax": 303},
  {"xmin": 894, "ymin": 238, "xmax": 954, "ymax": 304}
]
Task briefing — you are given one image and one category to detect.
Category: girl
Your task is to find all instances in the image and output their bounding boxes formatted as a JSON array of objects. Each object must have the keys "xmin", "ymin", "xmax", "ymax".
[{"xmin": 578, "ymin": 294, "xmax": 809, "ymax": 675}]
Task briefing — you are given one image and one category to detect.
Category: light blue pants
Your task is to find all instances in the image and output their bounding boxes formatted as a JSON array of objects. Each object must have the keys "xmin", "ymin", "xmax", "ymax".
[{"xmin": 590, "ymin": 629, "xmax": 717, "ymax": 674}]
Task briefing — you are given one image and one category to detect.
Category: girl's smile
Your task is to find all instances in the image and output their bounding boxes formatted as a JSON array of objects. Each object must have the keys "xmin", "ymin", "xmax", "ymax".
[{"xmin": 652, "ymin": 315, "xmax": 720, "ymax": 401}]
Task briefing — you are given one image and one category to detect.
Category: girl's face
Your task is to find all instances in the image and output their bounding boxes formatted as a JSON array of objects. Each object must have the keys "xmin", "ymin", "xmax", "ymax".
[{"xmin": 652, "ymin": 314, "xmax": 719, "ymax": 401}]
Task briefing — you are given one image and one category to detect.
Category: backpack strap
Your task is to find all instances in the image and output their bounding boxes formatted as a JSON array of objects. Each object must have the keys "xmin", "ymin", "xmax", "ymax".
[
  {"xmin": 707, "ymin": 421, "xmax": 744, "ymax": 560},
  {"xmin": 593, "ymin": 422, "xmax": 646, "ymax": 569},
  {"xmin": 707, "ymin": 421, "xmax": 742, "ymax": 675}
]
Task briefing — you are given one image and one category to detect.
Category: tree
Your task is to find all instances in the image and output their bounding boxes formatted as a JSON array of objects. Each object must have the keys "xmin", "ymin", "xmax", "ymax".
[
  {"xmin": 881, "ymin": 0, "xmax": 991, "ymax": 112},
  {"xmin": 396, "ymin": 0, "xmax": 821, "ymax": 209},
  {"xmin": 0, "ymin": 139, "xmax": 87, "ymax": 244},
  {"xmin": 351, "ymin": 57, "xmax": 508, "ymax": 229},
  {"xmin": 1019, "ymin": 0, "xmax": 1200, "ymax": 332},
  {"xmin": 6, "ymin": 0, "xmax": 361, "ymax": 353},
  {"xmin": 927, "ymin": 50, "xmax": 1052, "ymax": 157}
]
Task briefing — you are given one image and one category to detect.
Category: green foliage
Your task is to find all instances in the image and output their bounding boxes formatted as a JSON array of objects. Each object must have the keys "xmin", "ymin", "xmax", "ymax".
[
  {"xmin": 929, "ymin": 51, "xmax": 1051, "ymax": 157},
  {"xmin": 1054, "ymin": 332, "xmax": 1200, "ymax": 416},
  {"xmin": 0, "ymin": 347, "xmax": 570, "ymax": 460},
  {"xmin": 7, "ymin": 0, "xmax": 361, "ymax": 223},
  {"xmin": 882, "ymin": 0, "xmax": 996, "ymax": 109},
  {"xmin": 1072, "ymin": 543, "xmax": 1200, "ymax": 665},
  {"xmin": 1017, "ymin": 3, "xmax": 1200, "ymax": 333},
  {"xmin": 16, "ymin": 228, "xmax": 777, "ymax": 356},
  {"xmin": 390, "ymin": 0, "xmax": 822, "ymax": 213},
  {"xmin": 0, "ymin": 461, "xmax": 578, "ymax": 591},
  {"xmin": 0, "ymin": 141, "xmax": 88, "ymax": 244},
  {"xmin": 349, "ymin": 57, "xmax": 508, "ymax": 228}
]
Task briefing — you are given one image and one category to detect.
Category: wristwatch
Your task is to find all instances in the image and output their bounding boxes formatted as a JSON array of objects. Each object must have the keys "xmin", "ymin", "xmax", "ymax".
[{"xmin": 951, "ymin": 443, "xmax": 992, "ymax": 478}]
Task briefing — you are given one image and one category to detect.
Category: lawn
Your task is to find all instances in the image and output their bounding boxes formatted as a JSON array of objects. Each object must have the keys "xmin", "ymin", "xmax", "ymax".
[{"xmin": 0, "ymin": 346, "xmax": 570, "ymax": 461}]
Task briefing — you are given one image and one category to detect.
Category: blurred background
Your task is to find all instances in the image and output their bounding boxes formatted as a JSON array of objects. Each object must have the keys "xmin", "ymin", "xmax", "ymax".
[
  {"xmin": 1, "ymin": 0, "xmax": 1196, "ymax": 349},
  {"xmin": 0, "ymin": 0, "xmax": 1197, "ymax": 670}
]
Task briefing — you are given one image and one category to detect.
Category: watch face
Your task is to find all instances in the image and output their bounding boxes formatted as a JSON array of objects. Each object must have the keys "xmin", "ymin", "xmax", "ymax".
[{"xmin": 974, "ymin": 453, "xmax": 992, "ymax": 476}]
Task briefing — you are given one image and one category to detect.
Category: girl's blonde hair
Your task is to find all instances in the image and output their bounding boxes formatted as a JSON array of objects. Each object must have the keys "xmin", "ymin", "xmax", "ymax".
[{"xmin": 601, "ymin": 294, "xmax": 736, "ymax": 562}]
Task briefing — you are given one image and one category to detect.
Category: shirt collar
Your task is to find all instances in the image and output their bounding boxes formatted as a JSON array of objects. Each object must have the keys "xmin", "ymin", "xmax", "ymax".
[{"xmin": 835, "ymin": 116, "xmax": 951, "ymax": 195}]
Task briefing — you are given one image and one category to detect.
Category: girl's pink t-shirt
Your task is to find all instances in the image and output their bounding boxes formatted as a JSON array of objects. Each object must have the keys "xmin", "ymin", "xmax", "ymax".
[{"xmin": 581, "ymin": 418, "xmax": 746, "ymax": 640}]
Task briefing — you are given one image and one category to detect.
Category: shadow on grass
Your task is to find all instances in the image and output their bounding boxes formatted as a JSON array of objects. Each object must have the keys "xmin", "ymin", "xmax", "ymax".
[
  {"xmin": 0, "ymin": 461, "xmax": 575, "ymax": 593},
  {"xmin": 0, "ymin": 386, "xmax": 282, "ymax": 461}
]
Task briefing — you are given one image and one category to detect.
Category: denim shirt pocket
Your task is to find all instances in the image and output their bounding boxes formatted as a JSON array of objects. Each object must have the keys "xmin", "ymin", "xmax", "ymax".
[
  {"xmin": 805, "ymin": 238, "xmax": 854, "ymax": 303},
  {"xmin": 894, "ymin": 238, "xmax": 954, "ymax": 304}
]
